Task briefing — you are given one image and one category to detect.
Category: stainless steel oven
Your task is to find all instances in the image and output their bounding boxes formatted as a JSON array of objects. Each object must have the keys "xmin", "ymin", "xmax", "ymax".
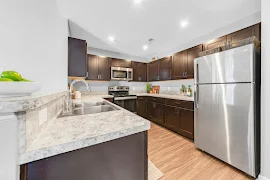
[
  {"xmin": 111, "ymin": 67, "xmax": 133, "ymax": 81},
  {"xmin": 108, "ymin": 86, "xmax": 137, "ymax": 113}
]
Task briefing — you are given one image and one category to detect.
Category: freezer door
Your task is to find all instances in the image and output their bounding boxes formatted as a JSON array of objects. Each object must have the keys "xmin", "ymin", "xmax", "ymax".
[
  {"xmin": 194, "ymin": 83, "xmax": 256, "ymax": 177},
  {"xmin": 194, "ymin": 44, "xmax": 255, "ymax": 84}
]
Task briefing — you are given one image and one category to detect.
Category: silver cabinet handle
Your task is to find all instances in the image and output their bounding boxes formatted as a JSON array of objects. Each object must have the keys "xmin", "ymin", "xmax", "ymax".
[
  {"xmin": 100, "ymin": 75, "xmax": 102, "ymax": 79},
  {"xmin": 85, "ymin": 72, "xmax": 89, "ymax": 79},
  {"xmin": 97, "ymin": 75, "xmax": 99, "ymax": 79},
  {"xmin": 175, "ymin": 107, "xmax": 179, "ymax": 114}
]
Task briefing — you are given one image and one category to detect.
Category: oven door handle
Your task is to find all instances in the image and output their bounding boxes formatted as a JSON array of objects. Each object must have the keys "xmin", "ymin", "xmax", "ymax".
[{"xmin": 114, "ymin": 96, "xmax": 137, "ymax": 101}]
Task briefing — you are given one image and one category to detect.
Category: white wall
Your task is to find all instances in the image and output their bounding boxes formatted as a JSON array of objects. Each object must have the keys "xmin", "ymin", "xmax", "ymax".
[
  {"xmin": 260, "ymin": 1, "xmax": 270, "ymax": 180},
  {"xmin": 0, "ymin": 0, "xmax": 68, "ymax": 91}
]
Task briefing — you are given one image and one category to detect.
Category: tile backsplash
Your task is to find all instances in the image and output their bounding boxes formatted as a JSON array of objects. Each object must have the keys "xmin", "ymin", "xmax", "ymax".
[{"xmin": 71, "ymin": 78, "xmax": 194, "ymax": 95}]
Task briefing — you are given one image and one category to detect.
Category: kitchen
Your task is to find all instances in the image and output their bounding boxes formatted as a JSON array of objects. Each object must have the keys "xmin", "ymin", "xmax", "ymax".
[{"xmin": 0, "ymin": 0, "xmax": 270, "ymax": 180}]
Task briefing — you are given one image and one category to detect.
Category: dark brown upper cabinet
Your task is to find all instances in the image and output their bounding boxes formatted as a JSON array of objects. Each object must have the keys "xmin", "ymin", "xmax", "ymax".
[
  {"xmin": 203, "ymin": 23, "xmax": 260, "ymax": 51},
  {"xmin": 227, "ymin": 24, "xmax": 260, "ymax": 43},
  {"xmin": 172, "ymin": 50, "xmax": 187, "ymax": 80},
  {"xmin": 132, "ymin": 62, "xmax": 147, "ymax": 82},
  {"xmin": 87, "ymin": 55, "xmax": 111, "ymax": 81},
  {"xmin": 203, "ymin": 36, "xmax": 227, "ymax": 51},
  {"xmin": 186, "ymin": 45, "xmax": 203, "ymax": 78},
  {"xmin": 68, "ymin": 37, "xmax": 87, "ymax": 77},
  {"xmin": 159, "ymin": 56, "xmax": 172, "ymax": 80},
  {"xmin": 111, "ymin": 58, "xmax": 132, "ymax": 68},
  {"xmin": 147, "ymin": 60, "xmax": 160, "ymax": 81}
]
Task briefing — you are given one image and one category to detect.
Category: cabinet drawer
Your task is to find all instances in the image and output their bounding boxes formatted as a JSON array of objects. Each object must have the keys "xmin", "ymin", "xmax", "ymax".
[
  {"xmin": 147, "ymin": 96, "xmax": 164, "ymax": 103},
  {"xmin": 165, "ymin": 99, "xmax": 194, "ymax": 110},
  {"xmin": 137, "ymin": 96, "xmax": 147, "ymax": 101}
]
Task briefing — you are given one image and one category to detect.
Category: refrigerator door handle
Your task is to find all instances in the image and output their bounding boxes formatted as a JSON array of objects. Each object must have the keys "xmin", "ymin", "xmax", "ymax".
[
  {"xmin": 194, "ymin": 84, "xmax": 199, "ymax": 109},
  {"xmin": 195, "ymin": 63, "xmax": 199, "ymax": 83}
]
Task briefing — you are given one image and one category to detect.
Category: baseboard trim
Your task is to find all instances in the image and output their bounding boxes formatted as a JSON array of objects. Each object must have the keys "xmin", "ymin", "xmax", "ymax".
[{"xmin": 258, "ymin": 175, "xmax": 270, "ymax": 180}]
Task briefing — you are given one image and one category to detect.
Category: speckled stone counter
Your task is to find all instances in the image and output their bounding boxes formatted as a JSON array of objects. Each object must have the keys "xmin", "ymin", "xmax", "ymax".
[
  {"xmin": 0, "ymin": 91, "xmax": 67, "ymax": 113},
  {"xmin": 19, "ymin": 94, "xmax": 150, "ymax": 165},
  {"xmin": 133, "ymin": 93, "xmax": 194, "ymax": 102}
]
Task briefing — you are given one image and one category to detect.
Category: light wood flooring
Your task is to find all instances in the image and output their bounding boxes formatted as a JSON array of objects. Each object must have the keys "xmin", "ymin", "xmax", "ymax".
[{"xmin": 148, "ymin": 123, "xmax": 254, "ymax": 180}]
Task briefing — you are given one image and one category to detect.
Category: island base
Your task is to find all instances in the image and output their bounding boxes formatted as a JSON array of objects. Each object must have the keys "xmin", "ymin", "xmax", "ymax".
[{"xmin": 20, "ymin": 131, "xmax": 148, "ymax": 180}]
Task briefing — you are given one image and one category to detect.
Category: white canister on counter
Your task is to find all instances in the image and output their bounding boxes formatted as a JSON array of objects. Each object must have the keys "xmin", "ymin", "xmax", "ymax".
[{"xmin": 74, "ymin": 91, "xmax": 81, "ymax": 99}]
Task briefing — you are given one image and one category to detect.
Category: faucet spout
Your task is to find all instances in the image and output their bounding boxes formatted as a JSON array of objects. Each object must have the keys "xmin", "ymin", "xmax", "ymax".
[{"xmin": 69, "ymin": 79, "xmax": 91, "ymax": 93}]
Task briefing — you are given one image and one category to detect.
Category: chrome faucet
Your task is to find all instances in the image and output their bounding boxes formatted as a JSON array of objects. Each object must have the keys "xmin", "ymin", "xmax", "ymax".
[
  {"xmin": 69, "ymin": 79, "xmax": 91, "ymax": 93},
  {"xmin": 63, "ymin": 80, "xmax": 91, "ymax": 115}
]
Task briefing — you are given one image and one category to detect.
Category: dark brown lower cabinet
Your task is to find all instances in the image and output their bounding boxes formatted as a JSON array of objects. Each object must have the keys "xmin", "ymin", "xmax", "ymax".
[
  {"xmin": 179, "ymin": 109, "xmax": 194, "ymax": 140},
  {"xmin": 20, "ymin": 132, "xmax": 148, "ymax": 180},
  {"xmin": 164, "ymin": 105, "xmax": 181, "ymax": 133},
  {"xmin": 147, "ymin": 101, "xmax": 164, "ymax": 125},
  {"xmin": 136, "ymin": 96, "xmax": 147, "ymax": 118},
  {"xmin": 146, "ymin": 97, "xmax": 194, "ymax": 140},
  {"xmin": 164, "ymin": 105, "xmax": 194, "ymax": 140}
]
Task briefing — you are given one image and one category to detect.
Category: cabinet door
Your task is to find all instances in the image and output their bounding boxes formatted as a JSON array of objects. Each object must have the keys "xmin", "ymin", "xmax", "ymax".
[
  {"xmin": 111, "ymin": 58, "xmax": 123, "ymax": 67},
  {"xmin": 137, "ymin": 98, "xmax": 147, "ymax": 118},
  {"xmin": 148, "ymin": 61, "xmax": 160, "ymax": 81},
  {"xmin": 147, "ymin": 102, "xmax": 163, "ymax": 125},
  {"xmin": 131, "ymin": 61, "xmax": 139, "ymax": 81},
  {"xmin": 137, "ymin": 62, "xmax": 147, "ymax": 81},
  {"xmin": 186, "ymin": 45, "xmax": 203, "ymax": 78},
  {"xmin": 159, "ymin": 56, "xmax": 172, "ymax": 80},
  {"xmin": 172, "ymin": 51, "xmax": 187, "ymax": 80},
  {"xmin": 227, "ymin": 24, "xmax": 260, "ymax": 43},
  {"xmin": 98, "ymin": 57, "xmax": 111, "ymax": 80},
  {"xmin": 179, "ymin": 109, "xmax": 194, "ymax": 140},
  {"xmin": 122, "ymin": 60, "xmax": 132, "ymax": 68},
  {"xmin": 87, "ymin": 55, "xmax": 99, "ymax": 80},
  {"xmin": 203, "ymin": 36, "xmax": 227, "ymax": 50},
  {"xmin": 164, "ymin": 105, "xmax": 181, "ymax": 133},
  {"xmin": 68, "ymin": 37, "xmax": 87, "ymax": 77},
  {"xmin": 111, "ymin": 58, "xmax": 131, "ymax": 68}
]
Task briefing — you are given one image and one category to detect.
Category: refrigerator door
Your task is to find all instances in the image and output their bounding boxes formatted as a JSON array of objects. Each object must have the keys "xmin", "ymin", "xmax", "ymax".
[
  {"xmin": 194, "ymin": 83, "xmax": 256, "ymax": 177},
  {"xmin": 194, "ymin": 44, "xmax": 255, "ymax": 84}
]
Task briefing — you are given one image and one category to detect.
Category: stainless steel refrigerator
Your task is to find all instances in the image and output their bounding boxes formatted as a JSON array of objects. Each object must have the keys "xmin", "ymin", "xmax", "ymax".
[{"xmin": 194, "ymin": 44, "xmax": 260, "ymax": 178}]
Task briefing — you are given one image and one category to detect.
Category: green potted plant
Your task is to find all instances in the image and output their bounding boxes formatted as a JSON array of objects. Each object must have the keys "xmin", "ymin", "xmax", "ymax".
[{"xmin": 146, "ymin": 83, "xmax": 152, "ymax": 93}]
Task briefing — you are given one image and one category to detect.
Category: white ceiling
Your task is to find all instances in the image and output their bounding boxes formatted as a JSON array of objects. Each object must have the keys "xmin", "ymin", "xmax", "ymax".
[{"xmin": 57, "ymin": 0, "xmax": 261, "ymax": 59}]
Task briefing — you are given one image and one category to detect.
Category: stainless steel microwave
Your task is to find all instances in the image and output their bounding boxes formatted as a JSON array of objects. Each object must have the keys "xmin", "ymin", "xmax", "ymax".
[{"xmin": 111, "ymin": 67, "xmax": 133, "ymax": 81}]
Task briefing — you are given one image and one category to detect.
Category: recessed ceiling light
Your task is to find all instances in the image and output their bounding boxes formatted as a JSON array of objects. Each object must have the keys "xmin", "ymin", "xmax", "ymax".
[
  {"xmin": 143, "ymin": 45, "xmax": 148, "ymax": 50},
  {"xmin": 134, "ymin": 0, "xmax": 143, "ymax": 5},
  {"xmin": 108, "ymin": 36, "xmax": 115, "ymax": 42},
  {"xmin": 180, "ymin": 20, "xmax": 189, "ymax": 28}
]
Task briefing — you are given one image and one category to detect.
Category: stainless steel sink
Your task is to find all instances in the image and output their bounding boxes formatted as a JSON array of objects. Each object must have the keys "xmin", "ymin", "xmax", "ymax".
[
  {"xmin": 58, "ymin": 102, "xmax": 119, "ymax": 118},
  {"xmin": 73, "ymin": 101, "xmax": 106, "ymax": 108},
  {"xmin": 73, "ymin": 105, "xmax": 117, "ymax": 115}
]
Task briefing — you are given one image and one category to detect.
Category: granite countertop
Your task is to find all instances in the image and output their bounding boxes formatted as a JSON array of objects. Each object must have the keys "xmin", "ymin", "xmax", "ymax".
[
  {"xmin": 19, "ymin": 94, "xmax": 150, "ymax": 165},
  {"xmin": 0, "ymin": 91, "xmax": 68, "ymax": 113},
  {"xmin": 133, "ymin": 93, "xmax": 194, "ymax": 102}
]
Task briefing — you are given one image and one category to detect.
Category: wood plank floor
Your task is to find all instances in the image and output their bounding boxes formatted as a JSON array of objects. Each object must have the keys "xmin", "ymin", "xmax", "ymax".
[{"xmin": 148, "ymin": 123, "xmax": 254, "ymax": 180}]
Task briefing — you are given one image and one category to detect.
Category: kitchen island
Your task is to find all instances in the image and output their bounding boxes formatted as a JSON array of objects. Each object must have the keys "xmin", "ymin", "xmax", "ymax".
[{"xmin": 0, "ymin": 92, "xmax": 150, "ymax": 180}]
